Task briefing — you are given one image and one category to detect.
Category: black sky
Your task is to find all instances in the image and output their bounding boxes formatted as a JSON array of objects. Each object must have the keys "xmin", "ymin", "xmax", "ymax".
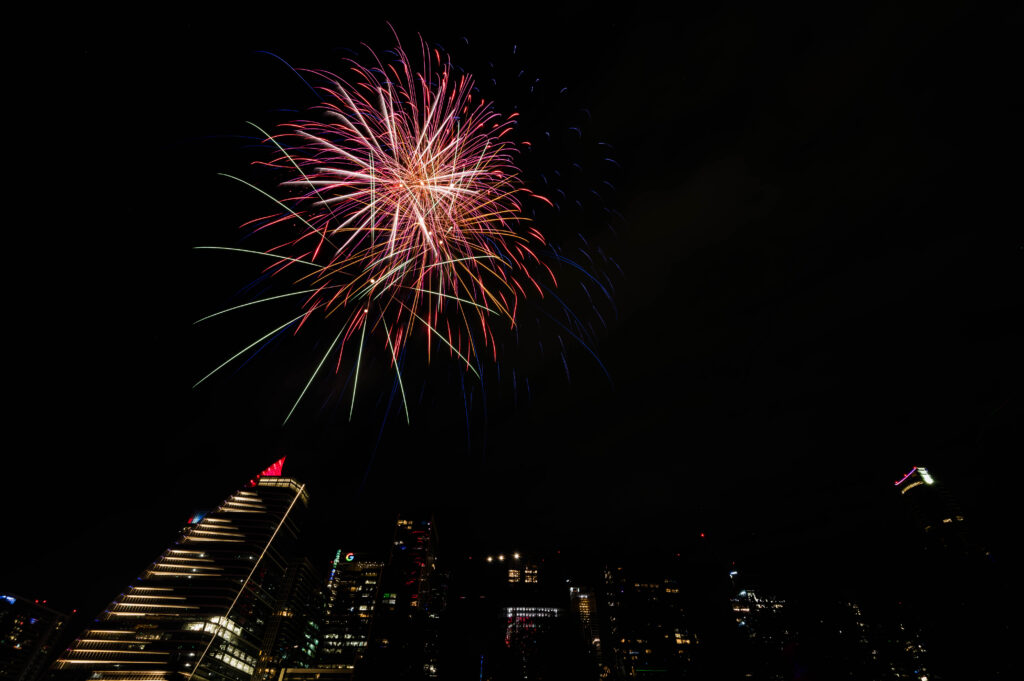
[{"xmin": 7, "ymin": 3, "xmax": 1020, "ymax": 619}]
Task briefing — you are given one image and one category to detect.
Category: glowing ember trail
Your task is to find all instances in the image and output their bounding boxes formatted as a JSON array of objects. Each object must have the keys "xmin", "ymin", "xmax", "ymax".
[{"xmin": 196, "ymin": 38, "xmax": 555, "ymax": 422}]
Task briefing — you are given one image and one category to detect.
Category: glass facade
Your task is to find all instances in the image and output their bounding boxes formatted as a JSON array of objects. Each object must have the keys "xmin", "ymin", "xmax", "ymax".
[
  {"xmin": 253, "ymin": 556, "xmax": 323, "ymax": 680},
  {"xmin": 317, "ymin": 552, "xmax": 383, "ymax": 672},
  {"xmin": 52, "ymin": 461, "xmax": 308, "ymax": 681}
]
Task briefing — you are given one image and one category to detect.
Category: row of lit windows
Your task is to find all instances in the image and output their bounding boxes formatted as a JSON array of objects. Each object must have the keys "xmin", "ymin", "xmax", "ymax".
[
  {"xmin": 73, "ymin": 640, "xmax": 158, "ymax": 649},
  {"xmin": 213, "ymin": 651, "xmax": 254, "ymax": 674},
  {"xmin": 149, "ymin": 564, "xmax": 222, "ymax": 573},
  {"xmin": 123, "ymin": 594, "xmax": 187, "ymax": 601},
  {"xmin": 230, "ymin": 495, "xmax": 259, "ymax": 504},
  {"xmin": 184, "ymin": 617, "xmax": 242, "ymax": 642},
  {"xmin": 190, "ymin": 528, "xmax": 245, "ymax": 539},
  {"xmin": 159, "ymin": 556, "xmax": 215, "ymax": 564},
  {"xmin": 256, "ymin": 477, "xmax": 307, "ymax": 499},
  {"xmin": 111, "ymin": 604, "xmax": 200, "ymax": 612},
  {"xmin": 62, "ymin": 650, "xmax": 169, "ymax": 660},
  {"xmin": 504, "ymin": 607, "xmax": 561, "ymax": 617}
]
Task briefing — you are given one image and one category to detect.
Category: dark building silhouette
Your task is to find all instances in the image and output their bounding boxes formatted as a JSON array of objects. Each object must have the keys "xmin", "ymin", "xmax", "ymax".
[
  {"xmin": 726, "ymin": 568, "xmax": 798, "ymax": 680},
  {"xmin": 50, "ymin": 457, "xmax": 309, "ymax": 681},
  {"xmin": 0, "ymin": 594, "xmax": 69, "ymax": 681},
  {"xmin": 601, "ymin": 566, "xmax": 698, "ymax": 680},
  {"xmin": 894, "ymin": 465, "xmax": 972, "ymax": 555},
  {"xmin": 363, "ymin": 517, "xmax": 444, "ymax": 680},
  {"xmin": 443, "ymin": 550, "xmax": 589, "ymax": 681},
  {"xmin": 568, "ymin": 583, "xmax": 603, "ymax": 678},
  {"xmin": 254, "ymin": 556, "xmax": 324, "ymax": 680},
  {"xmin": 892, "ymin": 464, "xmax": 1009, "ymax": 680}
]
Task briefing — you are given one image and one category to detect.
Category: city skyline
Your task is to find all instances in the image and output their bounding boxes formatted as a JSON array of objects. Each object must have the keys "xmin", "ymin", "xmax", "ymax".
[
  {"xmin": 6, "ymin": 5, "xmax": 1017, "ymax": 678},
  {"xmin": 19, "ymin": 456, "xmax": 1009, "ymax": 679}
]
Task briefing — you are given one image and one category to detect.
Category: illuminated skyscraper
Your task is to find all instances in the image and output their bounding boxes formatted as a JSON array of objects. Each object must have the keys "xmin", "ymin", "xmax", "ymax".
[
  {"xmin": 502, "ymin": 605, "xmax": 564, "ymax": 679},
  {"xmin": 253, "ymin": 556, "xmax": 324, "ymax": 680},
  {"xmin": 891, "ymin": 464, "xmax": 1006, "ymax": 678},
  {"xmin": 317, "ymin": 551, "xmax": 383, "ymax": 673},
  {"xmin": 568, "ymin": 585, "xmax": 602, "ymax": 673},
  {"xmin": 51, "ymin": 457, "xmax": 309, "ymax": 681},
  {"xmin": 893, "ymin": 465, "xmax": 970, "ymax": 555}
]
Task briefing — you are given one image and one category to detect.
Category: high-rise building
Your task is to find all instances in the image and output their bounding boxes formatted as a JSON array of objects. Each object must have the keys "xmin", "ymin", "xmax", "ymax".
[
  {"xmin": 51, "ymin": 457, "xmax": 309, "ymax": 681},
  {"xmin": 891, "ymin": 464, "xmax": 1009, "ymax": 679},
  {"xmin": 601, "ymin": 566, "xmax": 697, "ymax": 680},
  {"xmin": 725, "ymin": 568, "xmax": 794, "ymax": 680},
  {"xmin": 445, "ymin": 550, "xmax": 584, "ymax": 681},
  {"xmin": 568, "ymin": 584, "xmax": 603, "ymax": 677},
  {"xmin": 363, "ymin": 517, "xmax": 444, "ymax": 680},
  {"xmin": 893, "ymin": 465, "xmax": 970, "ymax": 555},
  {"xmin": 0, "ymin": 594, "xmax": 69, "ymax": 681},
  {"xmin": 501, "ymin": 605, "xmax": 564, "ymax": 679},
  {"xmin": 317, "ymin": 551, "xmax": 383, "ymax": 673},
  {"xmin": 254, "ymin": 556, "xmax": 324, "ymax": 680}
]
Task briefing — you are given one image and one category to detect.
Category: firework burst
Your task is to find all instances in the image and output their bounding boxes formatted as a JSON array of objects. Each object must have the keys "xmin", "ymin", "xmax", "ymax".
[{"xmin": 196, "ymin": 38, "xmax": 556, "ymax": 422}]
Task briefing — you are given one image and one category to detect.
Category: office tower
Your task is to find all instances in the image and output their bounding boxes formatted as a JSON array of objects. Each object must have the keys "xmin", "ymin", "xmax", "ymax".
[
  {"xmin": 568, "ymin": 585, "xmax": 600, "ymax": 654},
  {"xmin": 364, "ymin": 517, "xmax": 444, "ymax": 680},
  {"xmin": 892, "ymin": 464, "xmax": 1009, "ymax": 679},
  {"xmin": 730, "ymin": 590, "xmax": 788, "ymax": 644},
  {"xmin": 893, "ymin": 465, "xmax": 970, "ymax": 555},
  {"xmin": 317, "ymin": 551, "xmax": 383, "ymax": 673},
  {"xmin": 601, "ymin": 567, "xmax": 697, "ymax": 680},
  {"xmin": 254, "ymin": 556, "xmax": 324, "ymax": 681},
  {"xmin": 501, "ymin": 605, "xmax": 564, "ymax": 679},
  {"xmin": 568, "ymin": 584, "xmax": 603, "ymax": 676},
  {"xmin": 727, "ymin": 569, "xmax": 792, "ymax": 681},
  {"xmin": 828, "ymin": 601, "xmax": 932, "ymax": 681},
  {"xmin": 445, "ymin": 550, "xmax": 584, "ymax": 681},
  {"xmin": 51, "ymin": 457, "xmax": 309, "ymax": 681},
  {"xmin": 0, "ymin": 594, "xmax": 69, "ymax": 681}
]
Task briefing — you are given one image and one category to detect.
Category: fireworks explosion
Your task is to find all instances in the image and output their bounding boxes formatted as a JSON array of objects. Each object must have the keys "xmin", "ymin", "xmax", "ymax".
[{"xmin": 196, "ymin": 38, "xmax": 559, "ymax": 422}]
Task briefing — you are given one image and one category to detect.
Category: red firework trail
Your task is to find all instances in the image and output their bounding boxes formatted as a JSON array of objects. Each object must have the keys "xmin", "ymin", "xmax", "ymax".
[{"xmin": 195, "ymin": 37, "xmax": 555, "ymax": 423}]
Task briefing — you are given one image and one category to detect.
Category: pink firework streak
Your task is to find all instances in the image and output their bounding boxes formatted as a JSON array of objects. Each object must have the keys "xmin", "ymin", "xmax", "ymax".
[{"xmin": 196, "ymin": 40, "xmax": 555, "ymax": 423}]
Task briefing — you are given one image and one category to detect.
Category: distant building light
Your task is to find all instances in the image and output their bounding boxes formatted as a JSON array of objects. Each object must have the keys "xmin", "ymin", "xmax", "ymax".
[
  {"xmin": 918, "ymin": 467, "xmax": 935, "ymax": 485},
  {"xmin": 900, "ymin": 481, "xmax": 924, "ymax": 494}
]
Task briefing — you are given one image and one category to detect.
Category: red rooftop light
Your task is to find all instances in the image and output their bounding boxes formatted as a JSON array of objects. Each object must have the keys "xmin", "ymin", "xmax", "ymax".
[
  {"xmin": 248, "ymin": 456, "xmax": 287, "ymax": 487},
  {"xmin": 260, "ymin": 456, "xmax": 286, "ymax": 477}
]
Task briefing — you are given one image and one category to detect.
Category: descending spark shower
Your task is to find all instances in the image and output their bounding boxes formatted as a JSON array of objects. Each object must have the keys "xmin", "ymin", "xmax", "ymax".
[{"xmin": 196, "ymin": 39, "xmax": 558, "ymax": 422}]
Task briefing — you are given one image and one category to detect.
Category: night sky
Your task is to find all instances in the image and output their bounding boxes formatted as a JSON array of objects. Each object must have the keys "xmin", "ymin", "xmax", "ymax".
[{"xmin": 8, "ymin": 4, "xmax": 1019, "ymax": 623}]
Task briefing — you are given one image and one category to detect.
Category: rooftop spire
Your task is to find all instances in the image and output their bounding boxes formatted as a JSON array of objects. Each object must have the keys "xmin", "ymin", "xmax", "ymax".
[
  {"xmin": 260, "ymin": 456, "xmax": 286, "ymax": 477},
  {"xmin": 248, "ymin": 456, "xmax": 287, "ymax": 487}
]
